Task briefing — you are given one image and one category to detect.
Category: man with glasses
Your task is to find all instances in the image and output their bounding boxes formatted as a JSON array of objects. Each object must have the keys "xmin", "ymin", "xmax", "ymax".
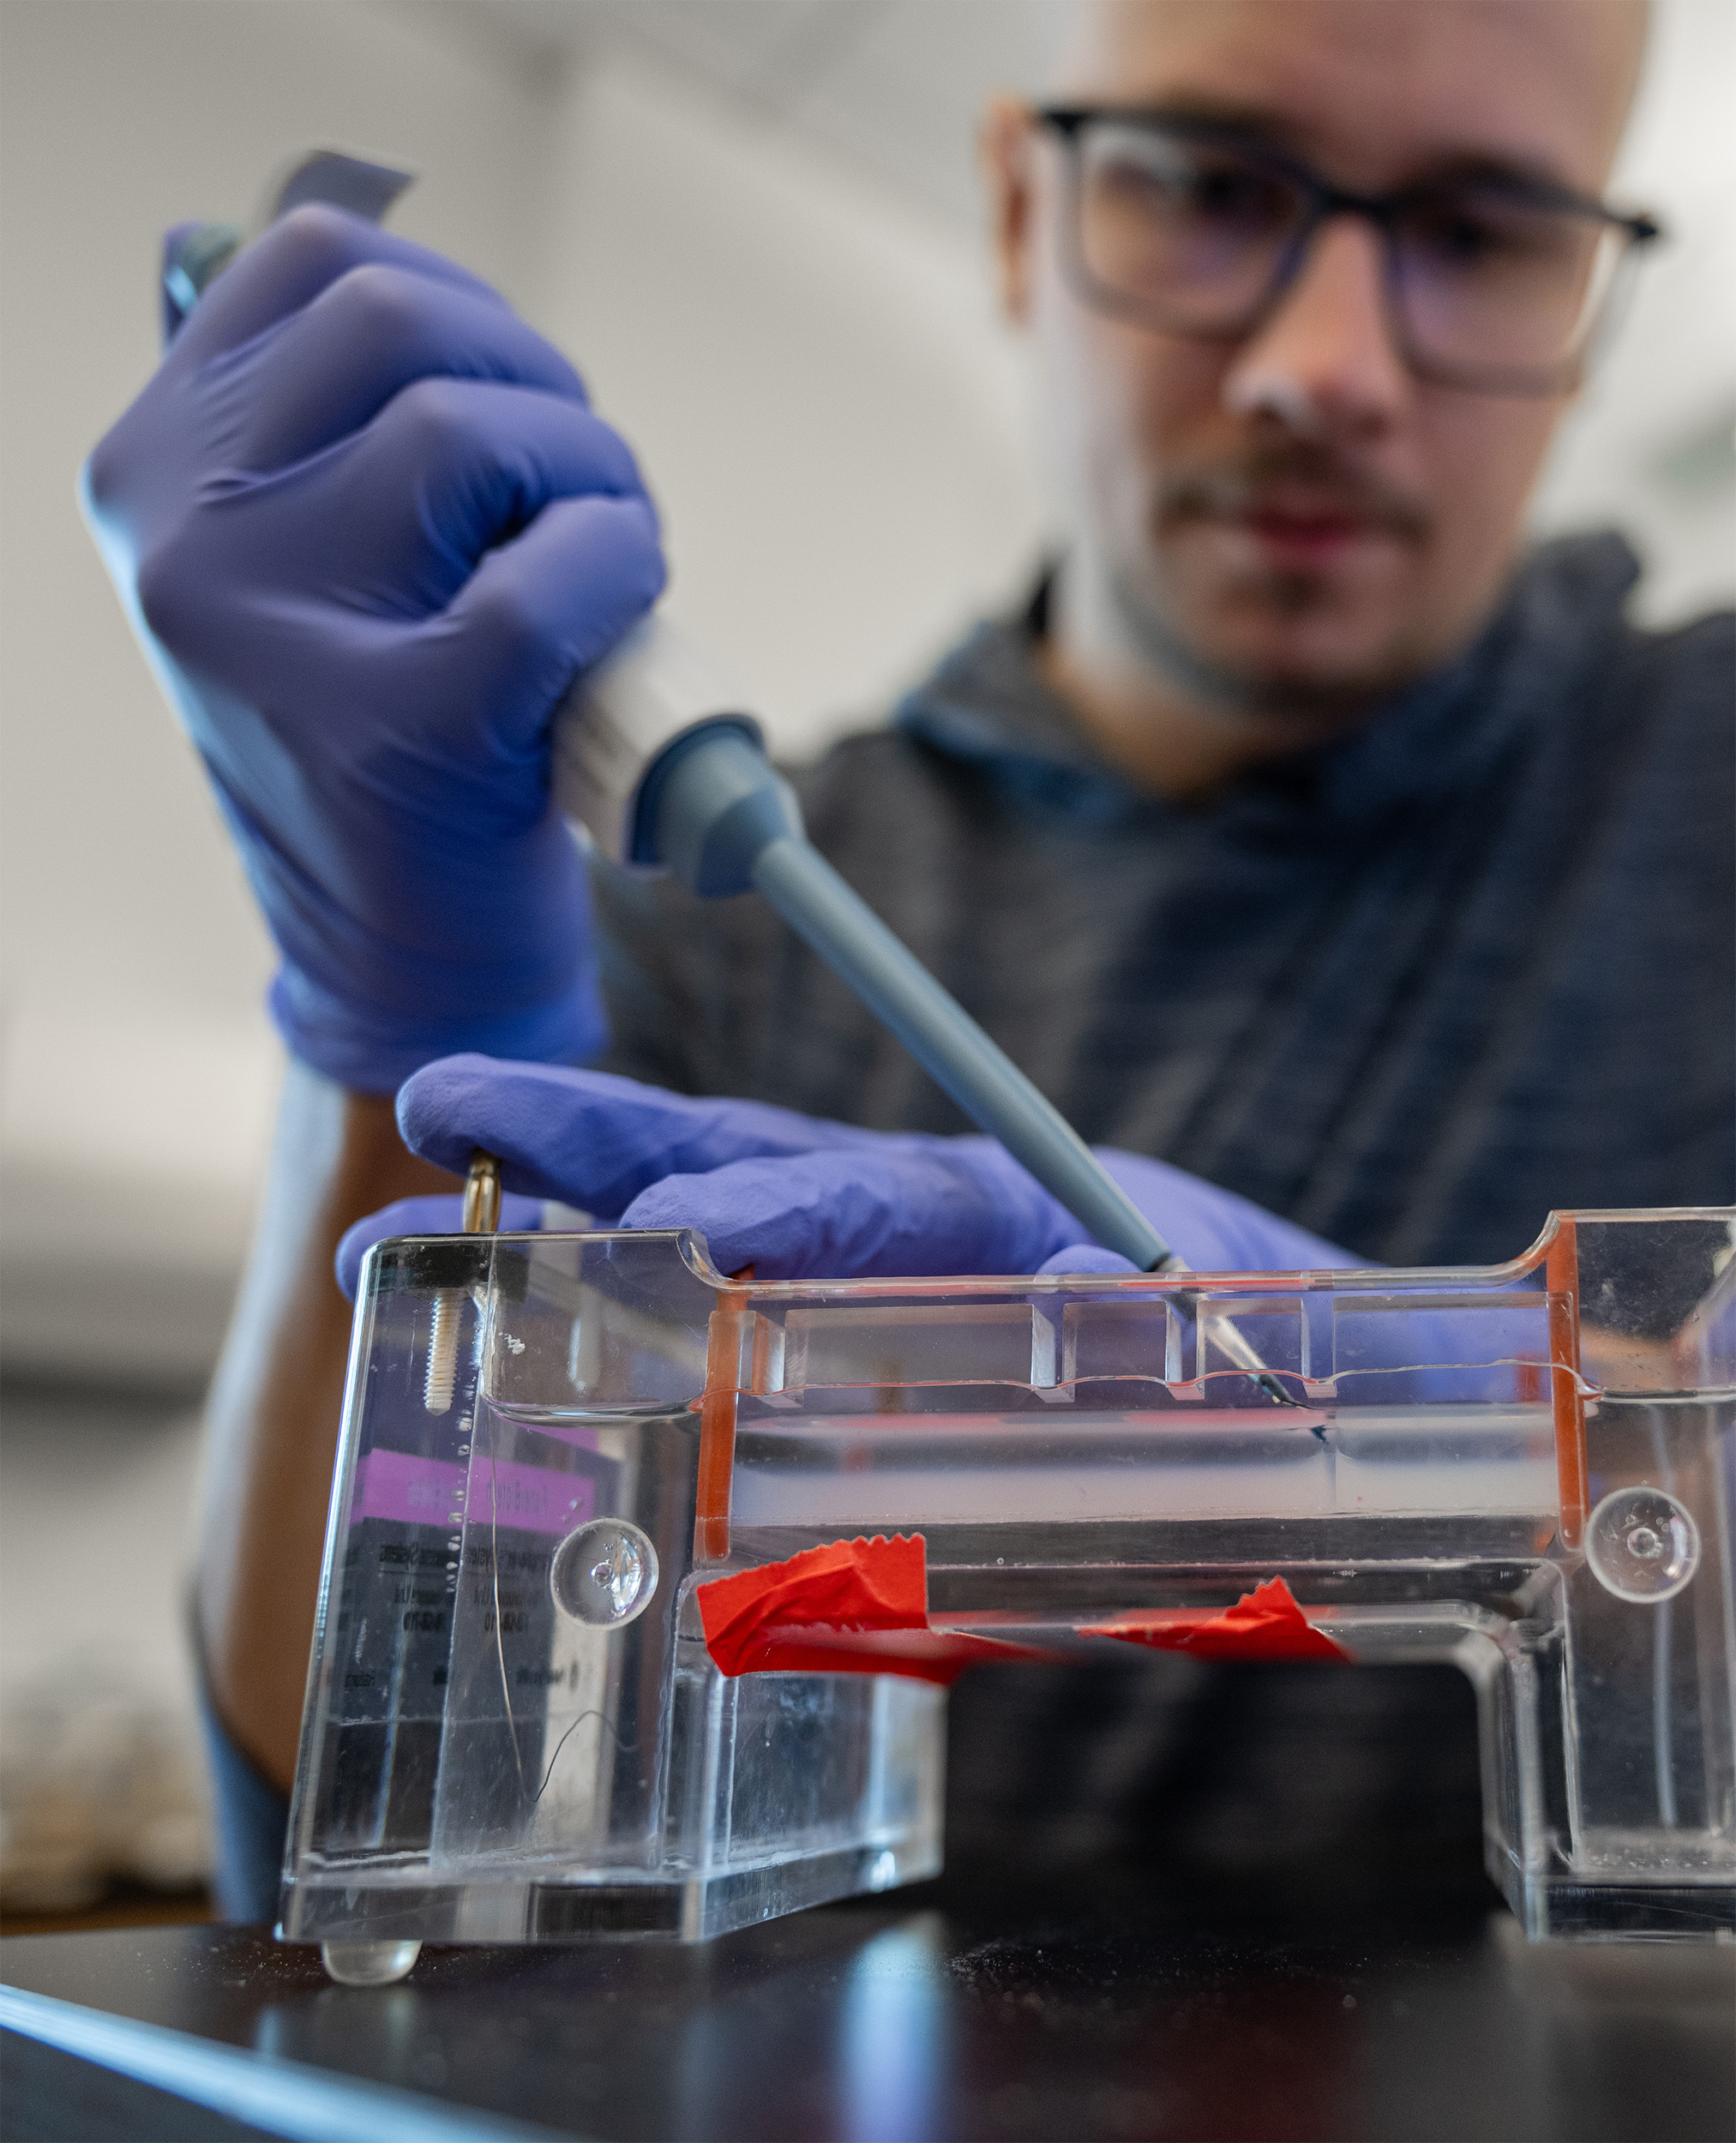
[
  {"xmin": 1034, "ymin": 105, "xmax": 1655, "ymax": 399},
  {"xmin": 85, "ymin": 0, "xmax": 1730, "ymax": 1912}
]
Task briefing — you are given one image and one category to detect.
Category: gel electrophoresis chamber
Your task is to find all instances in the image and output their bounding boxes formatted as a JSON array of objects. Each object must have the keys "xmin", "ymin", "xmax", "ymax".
[{"xmin": 280, "ymin": 1208, "xmax": 1736, "ymax": 1980}]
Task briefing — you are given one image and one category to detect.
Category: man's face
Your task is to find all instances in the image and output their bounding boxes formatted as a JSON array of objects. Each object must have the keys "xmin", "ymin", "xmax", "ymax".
[{"xmin": 988, "ymin": 0, "xmax": 1647, "ymax": 708}]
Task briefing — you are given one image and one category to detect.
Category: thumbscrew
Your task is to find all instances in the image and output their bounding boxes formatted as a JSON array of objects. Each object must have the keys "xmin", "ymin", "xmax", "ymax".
[{"xmin": 423, "ymin": 1149, "xmax": 504, "ymax": 1414}]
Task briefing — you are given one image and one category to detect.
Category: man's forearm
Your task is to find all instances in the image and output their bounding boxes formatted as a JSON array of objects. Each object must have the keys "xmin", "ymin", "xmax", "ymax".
[{"xmin": 196, "ymin": 1060, "xmax": 458, "ymax": 1791}]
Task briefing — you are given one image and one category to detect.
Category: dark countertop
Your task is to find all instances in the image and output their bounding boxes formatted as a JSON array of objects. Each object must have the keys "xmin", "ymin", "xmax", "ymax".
[{"xmin": 4, "ymin": 1864, "xmax": 1733, "ymax": 2143}]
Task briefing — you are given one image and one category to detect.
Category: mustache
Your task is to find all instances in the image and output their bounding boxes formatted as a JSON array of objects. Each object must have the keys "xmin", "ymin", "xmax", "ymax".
[{"xmin": 1160, "ymin": 448, "xmax": 1433, "ymax": 542}]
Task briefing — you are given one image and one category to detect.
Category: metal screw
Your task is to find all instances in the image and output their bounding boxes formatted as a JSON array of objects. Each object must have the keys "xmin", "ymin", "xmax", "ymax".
[{"xmin": 423, "ymin": 1149, "xmax": 503, "ymax": 1415}]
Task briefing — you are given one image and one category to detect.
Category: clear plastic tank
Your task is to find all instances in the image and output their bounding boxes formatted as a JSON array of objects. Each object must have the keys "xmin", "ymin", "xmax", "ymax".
[{"xmin": 281, "ymin": 1210, "xmax": 1735, "ymax": 1978}]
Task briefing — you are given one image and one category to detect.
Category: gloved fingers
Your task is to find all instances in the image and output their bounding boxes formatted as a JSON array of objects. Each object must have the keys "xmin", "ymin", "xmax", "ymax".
[
  {"xmin": 620, "ymin": 1146, "xmax": 1072, "ymax": 1282},
  {"xmin": 150, "ymin": 384, "xmax": 658, "ymax": 682},
  {"xmin": 353, "ymin": 383, "xmax": 650, "ymax": 637},
  {"xmin": 235, "ymin": 264, "xmax": 587, "ymax": 472},
  {"xmin": 172, "ymin": 203, "xmax": 503, "ymax": 365},
  {"xmin": 334, "ymin": 377, "xmax": 648, "ymax": 578},
  {"xmin": 396, "ymin": 1057, "xmax": 875, "ymax": 1216},
  {"xmin": 429, "ymin": 491, "xmax": 667, "ymax": 758},
  {"xmin": 333, "ymin": 1189, "xmax": 544, "ymax": 1303}
]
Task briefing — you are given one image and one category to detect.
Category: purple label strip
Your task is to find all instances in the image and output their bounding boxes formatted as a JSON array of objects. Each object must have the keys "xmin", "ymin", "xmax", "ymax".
[{"xmin": 352, "ymin": 1445, "xmax": 596, "ymax": 1537}]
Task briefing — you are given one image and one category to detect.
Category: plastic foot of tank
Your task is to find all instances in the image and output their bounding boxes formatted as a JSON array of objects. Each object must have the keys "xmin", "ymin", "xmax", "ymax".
[{"xmin": 320, "ymin": 1938, "xmax": 421, "ymax": 1986}]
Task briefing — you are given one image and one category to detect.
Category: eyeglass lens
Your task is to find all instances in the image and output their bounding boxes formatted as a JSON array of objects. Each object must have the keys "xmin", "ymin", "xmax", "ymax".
[{"xmin": 1070, "ymin": 121, "xmax": 1629, "ymax": 386}]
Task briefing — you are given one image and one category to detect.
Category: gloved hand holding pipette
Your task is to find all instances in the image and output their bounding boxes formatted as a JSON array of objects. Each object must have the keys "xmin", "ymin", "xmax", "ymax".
[
  {"xmin": 86, "ymin": 178, "xmax": 1308, "ymax": 1299},
  {"xmin": 333, "ymin": 1056, "xmax": 1360, "ymax": 1298},
  {"xmin": 81, "ymin": 206, "xmax": 664, "ymax": 1093}
]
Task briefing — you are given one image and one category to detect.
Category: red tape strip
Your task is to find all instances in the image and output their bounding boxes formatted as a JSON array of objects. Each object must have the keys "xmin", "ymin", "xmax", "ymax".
[
  {"xmin": 700, "ymin": 1533, "xmax": 926, "ymax": 1664},
  {"xmin": 697, "ymin": 1547, "xmax": 1347, "ymax": 1683},
  {"xmin": 1080, "ymin": 1576, "xmax": 1349, "ymax": 1662},
  {"xmin": 697, "ymin": 1534, "xmax": 1054, "ymax": 1686}
]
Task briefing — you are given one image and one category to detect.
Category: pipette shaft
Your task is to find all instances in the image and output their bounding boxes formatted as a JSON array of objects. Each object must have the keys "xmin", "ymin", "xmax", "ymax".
[{"xmin": 749, "ymin": 835, "xmax": 1172, "ymax": 1270}]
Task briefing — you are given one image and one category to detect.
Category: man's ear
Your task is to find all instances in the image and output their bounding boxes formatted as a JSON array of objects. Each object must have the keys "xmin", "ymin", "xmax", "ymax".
[{"xmin": 979, "ymin": 95, "xmax": 1037, "ymax": 325}]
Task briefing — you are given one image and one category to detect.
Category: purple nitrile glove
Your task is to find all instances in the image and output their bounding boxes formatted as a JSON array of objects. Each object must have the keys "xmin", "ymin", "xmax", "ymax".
[
  {"xmin": 376, "ymin": 1053, "xmax": 1361, "ymax": 1284},
  {"xmin": 81, "ymin": 206, "xmax": 664, "ymax": 1092}
]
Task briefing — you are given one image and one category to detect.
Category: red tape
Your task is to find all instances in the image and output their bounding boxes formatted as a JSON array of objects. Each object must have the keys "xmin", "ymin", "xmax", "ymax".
[
  {"xmin": 697, "ymin": 1534, "xmax": 1054, "ymax": 1686},
  {"xmin": 1080, "ymin": 1576, "xmax": 1349, "ymax": 1663},
  {"xmin": 698, "ymin": 1548, "xmax": 1347, "ymax": 1683}
]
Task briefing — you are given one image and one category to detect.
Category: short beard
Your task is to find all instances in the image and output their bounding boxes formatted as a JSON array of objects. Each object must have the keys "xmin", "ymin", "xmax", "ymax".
[
  {"xmin": 1103, "ymin": 556, "xmax": 1395, "ymax": 724},
  {"xmin": 1102, "ymin": 441, "xmax": 1438, "ymax": 723}
]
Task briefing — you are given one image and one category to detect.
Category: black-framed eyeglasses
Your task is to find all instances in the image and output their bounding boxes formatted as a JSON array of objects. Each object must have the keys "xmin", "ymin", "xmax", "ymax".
[{"xmin": 1035, "ymin": 105, "xmax": 1663, "ymax": 397}]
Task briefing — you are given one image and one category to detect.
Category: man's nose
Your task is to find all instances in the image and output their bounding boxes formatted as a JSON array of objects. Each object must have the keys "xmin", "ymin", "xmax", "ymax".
[{"xmin": 1222, "ymin": 217, "xmax": 1410, "ymax": 440}]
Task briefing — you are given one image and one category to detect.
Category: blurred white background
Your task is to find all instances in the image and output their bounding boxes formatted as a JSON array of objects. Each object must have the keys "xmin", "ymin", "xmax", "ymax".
[{"xmin": 0, "ymin": 0, "xmax": 1731, "ymax": 1903}]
